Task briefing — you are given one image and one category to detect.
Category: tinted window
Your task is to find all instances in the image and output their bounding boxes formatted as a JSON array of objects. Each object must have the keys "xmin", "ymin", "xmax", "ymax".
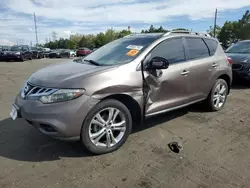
[
  {"xmin": 186, "ymin": 38, "xmax": 210, "ymax": 60},
  {"xmin": 226, "ymin": 41, "xmax": 250, "ymax": 53},
  {"xmin": 150, "ymin": 38, "xmax": 186, "ymax": 64},
  {"xmin": 204, "ymin": 39, "xmax": 218, "ymax": 56},
  {"xmin": 10, "ymin": 46, "xmax": 22, "ymax": 51}
]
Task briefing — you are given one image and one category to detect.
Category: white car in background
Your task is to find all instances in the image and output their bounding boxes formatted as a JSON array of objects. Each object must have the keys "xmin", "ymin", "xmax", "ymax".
[{"xmin": 69, "ymin": 50, "xmax": 76, "ymax": 57}]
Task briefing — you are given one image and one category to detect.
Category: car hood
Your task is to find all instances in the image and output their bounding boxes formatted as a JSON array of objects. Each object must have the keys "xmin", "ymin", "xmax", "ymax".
[
  {"xmin": 28, "ymin": 61, "xmax": 118, "ymax": 88},
  {"xmin": 226, "ymin": 53, "xmax": 250, "ymax": 64}
]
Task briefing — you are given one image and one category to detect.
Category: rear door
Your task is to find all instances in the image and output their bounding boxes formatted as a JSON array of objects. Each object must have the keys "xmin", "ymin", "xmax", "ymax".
[
  {"xmin": 184, "ymin": 37, "xmax": 217, "ymax": 101},
  {"xmin": 144, "ymin": 37, "xmax": 192, "ymax": 116}
]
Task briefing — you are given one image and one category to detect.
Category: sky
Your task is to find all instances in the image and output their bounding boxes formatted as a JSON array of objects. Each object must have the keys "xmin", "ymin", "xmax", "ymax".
[{"xmin": 0, "ymin": 0, "xmax": 250, "ymax": 46}]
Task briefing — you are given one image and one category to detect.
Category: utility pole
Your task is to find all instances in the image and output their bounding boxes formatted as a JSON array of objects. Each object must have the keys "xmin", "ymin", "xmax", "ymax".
[
  {"xmin": 34, "ymin": 12, "xmax": 38, "ymax": 45},
  {"xmin": 213, "ymin": 8, "xmax": 218, "ymax": 38}
]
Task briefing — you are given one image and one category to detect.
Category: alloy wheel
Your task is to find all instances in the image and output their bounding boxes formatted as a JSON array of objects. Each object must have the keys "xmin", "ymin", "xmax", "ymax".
[
  {"xmin": 213, "ymin": 83, "xmax": 227, "ymax": 108},
  {"xmin": 89, "ymin": 107, "xmax": 126, "ymax": 148}
]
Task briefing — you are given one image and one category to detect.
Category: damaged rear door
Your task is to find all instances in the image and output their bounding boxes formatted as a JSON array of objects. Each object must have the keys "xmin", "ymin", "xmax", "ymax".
[{"xmin": 143, "ymin": 37, "xmax": 191, "ymax": 116}]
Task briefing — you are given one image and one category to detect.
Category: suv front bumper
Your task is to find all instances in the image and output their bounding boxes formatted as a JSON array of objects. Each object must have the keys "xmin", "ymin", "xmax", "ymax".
[{"xmin": 14, "ymin": 93, "xmax": 99, "ymax": 140}]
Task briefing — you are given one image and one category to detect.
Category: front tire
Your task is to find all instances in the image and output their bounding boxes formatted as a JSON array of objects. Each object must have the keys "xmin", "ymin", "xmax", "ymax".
[
  {"xmin": 81, "ymin": 99, "xmax": 132, "ymax": 154},
  {"xmin": 206, "ymin": 79, "xmax": 228, "ymax": 111}
]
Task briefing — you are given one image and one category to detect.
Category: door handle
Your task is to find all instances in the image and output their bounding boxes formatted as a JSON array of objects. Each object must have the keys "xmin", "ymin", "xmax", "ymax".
[
  {"xmin": 212, "ymin": 63, "xmax": 218, "ymax": 67},
  {"xmin": 181, "ymin": 70, "xmax": 190, "ymax": 75}
]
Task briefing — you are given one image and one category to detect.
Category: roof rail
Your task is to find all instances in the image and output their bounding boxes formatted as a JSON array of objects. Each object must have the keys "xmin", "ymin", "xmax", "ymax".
[{"xmin": 163, "ymin": 30, "xmax": 211, "ymax": 37}]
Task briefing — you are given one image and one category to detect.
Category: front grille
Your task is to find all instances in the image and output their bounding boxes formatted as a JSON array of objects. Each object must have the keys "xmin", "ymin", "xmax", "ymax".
[
  {"xmin": 232, "ymin": 64, "xmax": 243, "ymax": 70},
  {"xmin": 21, "ymin": 82, "xmax": 57, "ymax": 98}
]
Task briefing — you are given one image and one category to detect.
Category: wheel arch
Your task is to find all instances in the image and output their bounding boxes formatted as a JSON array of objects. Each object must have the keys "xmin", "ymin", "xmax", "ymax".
[
  {"xmin": 101, "ymin": 94, "xmax": 143, "ymax": 125},
  {"xmin": 217, "ymin": 74, "xmax": 231, "ymax": 94}
]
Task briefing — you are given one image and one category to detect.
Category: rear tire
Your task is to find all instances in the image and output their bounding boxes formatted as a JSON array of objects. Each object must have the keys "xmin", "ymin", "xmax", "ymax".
[
  {"xmin": 206, "ymin": 79, "xmax": 228, "ymax": 111},
  {"xmin": 80, "ymin": 99, "xmax": 132, "ymax": 154}
]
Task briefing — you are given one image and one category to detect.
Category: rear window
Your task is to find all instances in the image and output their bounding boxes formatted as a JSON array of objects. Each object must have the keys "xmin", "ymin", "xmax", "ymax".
[
  {"xmin": 204, "ymin": 39, "xmax": 218, "ymax": 56},
  {"xmin": 185, "ymin": 37, "xmax": 210, "ymax": 60}
]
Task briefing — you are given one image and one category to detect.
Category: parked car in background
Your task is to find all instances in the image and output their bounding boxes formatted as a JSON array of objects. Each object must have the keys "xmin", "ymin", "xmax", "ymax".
[
  {"xmin": 2, "ymin": 45, "xmax": 32, "ymax": 61},
  {"xmin": 31, "ymin": 47, "xmax": 44, "ymax": 59},
  {"xmin": 60, "ymin": 49, "xmax": 72, "ymax": 58},
  {"xmin": 0, "ymin": 46, "xmax": 11, "ymax": 60},
  {"xmin": 69, "ymin": 50, "xmax": 76, "ymax": 57},
  {"xmin": 11, "ymin": 31, "xmax": 232, "ymax": 154},
  {"xmin": 76, "ymin": 47, "xmax": 92, "ymax": 57},
  {"xmin": 0, "ymin": 45, "xmax": 10, "ymax": 52},
  {"xmin": 48, "ymin": 49, "xmax": 63, "ymax": 58},
  {"xmin": 43, "ymin": 48, "xmax": 51, "ymax": 52},
  {"xmin": 226, "ymin": 40, "xmax": 250, "ymax": 81},
  {"xmin": 49, "ymin": 49, "xmax": 72, "ymax": 58}
]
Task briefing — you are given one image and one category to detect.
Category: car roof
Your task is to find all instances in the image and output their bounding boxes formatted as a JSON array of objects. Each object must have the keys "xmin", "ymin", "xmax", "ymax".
[{"xmin": 125, "ymin": 31, "xmax": 216, "ymax": 41}]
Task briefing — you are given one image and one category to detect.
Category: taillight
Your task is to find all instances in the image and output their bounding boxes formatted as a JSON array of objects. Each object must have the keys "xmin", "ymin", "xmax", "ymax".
[{"xmin": 227, "ymin": 57, "xmax": 233, "ymax": 66}]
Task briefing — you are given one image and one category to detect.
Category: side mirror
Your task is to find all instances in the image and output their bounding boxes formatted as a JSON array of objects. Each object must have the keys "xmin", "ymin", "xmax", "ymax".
[{"xmin": 148, "ymin": 57, "xmax": 169, "ymax": 70}]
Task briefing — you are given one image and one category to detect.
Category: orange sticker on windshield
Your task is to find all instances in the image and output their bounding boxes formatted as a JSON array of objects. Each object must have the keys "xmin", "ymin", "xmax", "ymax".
[{"xmin": 126, "ymin": 49, "xmax": 139, "ymax": 56}]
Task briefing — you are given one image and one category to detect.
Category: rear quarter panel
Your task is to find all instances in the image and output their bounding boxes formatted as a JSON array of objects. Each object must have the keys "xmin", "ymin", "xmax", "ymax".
[{"xmin": 205, "ymin": 44, "xmax": 232, "ymax": 95}]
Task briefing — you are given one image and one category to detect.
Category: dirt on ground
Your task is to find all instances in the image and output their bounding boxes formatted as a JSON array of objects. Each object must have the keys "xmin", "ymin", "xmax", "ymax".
[{"xmin": 0, "ymin": 59, "xmax": 250, "ymax": 188}]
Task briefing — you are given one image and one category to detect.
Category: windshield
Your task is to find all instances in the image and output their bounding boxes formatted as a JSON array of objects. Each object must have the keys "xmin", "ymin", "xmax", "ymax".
[
  {"xmin": 79, "ymin": 36, "xmax": 159, "ymax": 66},
  {"xmin": 10, "ymin": 46, "xmax": 22, "ymax": 51},
  {"xmin": 226, "ymin": 41, "xmax": 250, "ymax": 53}
]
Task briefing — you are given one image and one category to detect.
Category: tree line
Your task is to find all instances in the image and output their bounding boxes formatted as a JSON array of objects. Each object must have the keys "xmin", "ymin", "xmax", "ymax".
[
  {"xmin": 41, "ymin": 10, "xmax": 250, "ymax": 50},
  {"xmin": 42, "ymin": 29, "xmax": 132, "ymax": 50},
  {"xmin": 208, "ymin": 10, "xmax": 250, "ymax": 47}
]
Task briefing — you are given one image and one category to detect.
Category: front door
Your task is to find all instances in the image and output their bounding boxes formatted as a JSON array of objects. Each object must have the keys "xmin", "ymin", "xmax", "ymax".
[{"xmin": 144, "ymin": 37, "xmax": 192, "ymax": 116}]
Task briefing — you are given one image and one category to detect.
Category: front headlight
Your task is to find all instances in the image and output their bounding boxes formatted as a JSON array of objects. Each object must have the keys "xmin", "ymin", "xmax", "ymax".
[
  {"xmin": 39, "ymin": 89, "xmax": 85, "ymax": 104},
  {"xmin": 15, "ymin": 52, "xmax": 21, "ymax": 55}
]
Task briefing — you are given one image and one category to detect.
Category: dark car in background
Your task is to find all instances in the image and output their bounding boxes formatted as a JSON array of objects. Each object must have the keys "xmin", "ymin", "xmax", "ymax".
[
  {"xmin": 49, "ymin": 49, "xmax": 71, "ymax": 58},
  {"xmin": 49, "ymin": 49, "xmax": 72, "ymax": 58},
  {"xmin": 1, "ymin": 45, "xmax": 32, "ymax": 61},
  {"xmin": 49, "ymin": 49, "xmax": 63, "ymax": 58},
  {"xmin": 226, "ymin": 40, "xmax": 250, "ymax": 81},
  {"xmin": 76, "ymin": 47, "xmax": 92, "ymax": 57},
  {"xmin": 0, "ymin": 45, "xmax": 10, "ymax": 52},
  {"xmin": 43, "ymin": 49, "xmax": 52, "ymax": 58},
  {"xmin": 0, "ymin": 46, "xmax": 11, "ymax": 61},
  {"xmin": 31, "ymin": 47, "xmax": 45, "ymax": 59}
]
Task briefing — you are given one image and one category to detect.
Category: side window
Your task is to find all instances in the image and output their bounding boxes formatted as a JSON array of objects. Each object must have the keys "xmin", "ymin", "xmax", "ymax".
[
  {"xmin": 204, "ymin": 38, "xmax": 218, "ymax": 56},
  {"xmin": 185, "ymin": 37, "xmax": 210, "ymax": 60},
  {"xmin": 150, "ymin": 38, "xmax": 186, "ymax": 64}
]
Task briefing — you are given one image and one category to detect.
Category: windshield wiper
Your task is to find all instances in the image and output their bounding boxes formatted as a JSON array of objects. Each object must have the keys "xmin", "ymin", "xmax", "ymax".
[{"xmin": 84, "ymin": 59, "xmax": 101, "ymax": 66}]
